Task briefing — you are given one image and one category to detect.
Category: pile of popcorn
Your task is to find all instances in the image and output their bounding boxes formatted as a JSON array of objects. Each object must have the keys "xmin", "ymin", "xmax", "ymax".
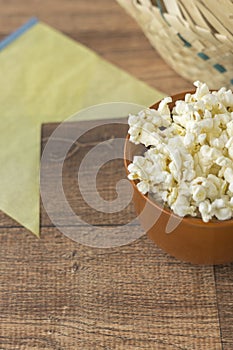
[{"xmin": 128, "ymin": 81, "xmax": 233, "ymax": 222}]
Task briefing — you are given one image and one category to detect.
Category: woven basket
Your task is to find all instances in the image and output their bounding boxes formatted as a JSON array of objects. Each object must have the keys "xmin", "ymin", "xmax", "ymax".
[{"xmin": 116, "ymin": 0, "xmax": 233, "ymax": 89}]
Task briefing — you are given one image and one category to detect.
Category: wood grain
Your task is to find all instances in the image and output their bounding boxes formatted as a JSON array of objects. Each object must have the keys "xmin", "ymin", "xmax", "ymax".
[
  {"xmin": 0, "ymin": 1, "xmax": 232, "ymax": 349},
  {"xmin": 40, "ymin": 120, "xmax": 136, "ymax": 228},
  {"xmin": 0, "ymin": 228, "xmax": 222, "ymax": 350},
  {"xmin": 215, "ymin": 265, "xmax": 233, "ymax": 350},
  {"xmin": 0, "ymin": 119, "xmax": 231, "ymax": 350}
]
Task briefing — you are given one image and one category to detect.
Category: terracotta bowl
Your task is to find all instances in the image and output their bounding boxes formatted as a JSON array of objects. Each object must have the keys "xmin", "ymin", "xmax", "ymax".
[{"xmin": 124, "ymin": 92, "xmax": 233, "ymax": 265}]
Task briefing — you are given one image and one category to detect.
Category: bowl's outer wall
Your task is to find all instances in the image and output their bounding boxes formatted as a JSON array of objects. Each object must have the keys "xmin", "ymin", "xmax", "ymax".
[{"xmin": 124, "ymin": 91, "xmax": 233, "ymax": 265}]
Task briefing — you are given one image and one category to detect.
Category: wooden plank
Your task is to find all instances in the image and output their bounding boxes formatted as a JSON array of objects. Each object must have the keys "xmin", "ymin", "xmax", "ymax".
[
  {"xmin": 40, "ymin": 119, "xmax": 137, "ymax": 228},
  {"xmin": 215, "ymin": 265, "xmax": 233, "ymax": 350},
  {"xmin": 0, "ymin": 227, "xmax": 222, "ymax": 350},
  {"xmin": 0, "ymin": 120, "xmax": 224, "ymax": 349}
]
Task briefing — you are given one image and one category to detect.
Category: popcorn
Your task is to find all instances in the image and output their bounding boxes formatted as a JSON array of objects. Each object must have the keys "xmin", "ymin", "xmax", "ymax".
[
  {"xmin": 213, "ymin": 87, "xmax": 233, "ymax": 109},
  {"xmin": 158, "ymin": 96, "xmax": 172, "ymax": 122},
  {"xmin": 209, "ymin": 131, "xmax": 228, "ymax": 149},
  {"xmin": 192, "ymin": 185, "xmax": 207, "ymax": 203},
  {"xmin": 226, "ymin": 137, "xmax": 233, "ymax": 159},
  {"xmin": 128, "ymin": 107, "xmax": 172, "ymax": 146},
  {"xmin": 199, "ymin": 200, "xmax": 212, "ymax": 223},
  {"xmin": 198, "ymin": 145, "xmax": 222, "ymax": 175},
  {"xmin": 171, "ymin": 193, "xmax": 195, "ymax": 217},
  {"xmin": 226, "ymin": 120, "xmax": 233, "ymax": 137},
  {"xmin": 128, "ymin": 81, "xmax": 233, "ymax": 222},
  {"xmin": 193, "ymin": 81, "xmax": 209, "ymax": 99},
  {"xmin": 211, "ymin": 198, "xmax": 232, "ymax": 221}
]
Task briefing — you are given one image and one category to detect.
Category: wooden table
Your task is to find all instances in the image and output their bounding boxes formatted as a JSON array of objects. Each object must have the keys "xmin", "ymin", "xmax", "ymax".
[{"xmin": 0, "ymin": 1, "xmax": 233, "ymax": 350}]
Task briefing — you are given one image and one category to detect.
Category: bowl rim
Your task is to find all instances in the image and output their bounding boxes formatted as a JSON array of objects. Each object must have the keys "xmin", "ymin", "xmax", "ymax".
[{"xmin": 124, "ymin": 91, "xmax": 233, "ymax": 228}]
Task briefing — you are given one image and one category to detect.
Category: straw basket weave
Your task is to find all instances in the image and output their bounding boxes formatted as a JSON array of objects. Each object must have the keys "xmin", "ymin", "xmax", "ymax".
[{"xmin": 116, "ymin": 0, "xmax": 233, "ymax": 89}]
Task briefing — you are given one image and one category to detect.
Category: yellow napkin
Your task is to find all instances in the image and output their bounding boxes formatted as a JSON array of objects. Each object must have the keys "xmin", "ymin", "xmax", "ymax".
[{"xmin": 0, "ymin": 19, "xmax": 164, "ymax": 236}]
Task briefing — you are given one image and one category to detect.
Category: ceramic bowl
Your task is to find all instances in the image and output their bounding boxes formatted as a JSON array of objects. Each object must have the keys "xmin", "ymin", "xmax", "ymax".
[{"xmin": 124, "ymin": 92, "xmax": 233, "ymax": 265}]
